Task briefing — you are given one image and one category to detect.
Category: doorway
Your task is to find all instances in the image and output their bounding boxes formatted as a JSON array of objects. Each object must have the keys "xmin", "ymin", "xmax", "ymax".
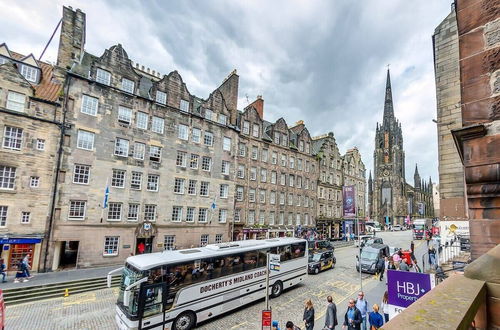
[
  {"xmin": 136, "ymin": 237, "xmax": 153, "ymax": 255},
  {"xmin": 59, "ymin": 241, "xmax": 79, "ymax": 268}
]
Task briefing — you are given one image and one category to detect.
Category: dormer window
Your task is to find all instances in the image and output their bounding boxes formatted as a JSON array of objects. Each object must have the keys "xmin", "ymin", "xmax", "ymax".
[
  {"xmin": 20, "ymin": 65, "xmax": 38, "ymax": 83},
  {"xmin": 243, "ymin": 121, "xmax": 250, "ymax": 135},
  {"xmin": 274, "ymin": 132, "xmax": 280, "ymax": 145},
  {"xmin": 121, "ymin": 78, "xmax": 135, "ymax": 94},
  {"xmin": 305, "ymin": 142, "xmax": 311, "ymax": 153},
  {"xmin": 299, "ymin": 140, "xmax": 304, "ymax": 152},
  {"xmin": 96, "ymin": 68, "xmax": 111, "ymax": 85},
  {"xmin": 204, "ymin": 109, "xmax": 213, "ymax": 121},
  {"xmin": 180, "ymin": 99, "xmax": 189, "ymax": 112},
  {"xmin": 252, "ymin": 124, "xmax": 260, "ymax": 138},
  {"xmin": 156, "ymin": 91, "xmax": 167, "ymax": 105},
  {"xmin": 282, "ymin": 134, "xmax": 288, "ymax": 147},
  {"xmin": 218, "ymin": 114, "xmax": 227, "ymax": 125}
]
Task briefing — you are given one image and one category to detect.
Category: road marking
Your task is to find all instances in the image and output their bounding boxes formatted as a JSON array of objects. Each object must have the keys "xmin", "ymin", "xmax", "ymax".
[{"xmin": 231, "ymin": 321, "xmax": 248, "ymax": 329}]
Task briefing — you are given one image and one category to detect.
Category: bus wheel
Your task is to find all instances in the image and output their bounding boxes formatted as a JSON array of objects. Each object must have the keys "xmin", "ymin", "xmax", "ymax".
[
  {"xmin": 173, "ymin": 311, "xmax": 196, "ymax": 330},
  {"xmin": 271, "ymin": 281, "xmax": 283, "ymax": 298}
]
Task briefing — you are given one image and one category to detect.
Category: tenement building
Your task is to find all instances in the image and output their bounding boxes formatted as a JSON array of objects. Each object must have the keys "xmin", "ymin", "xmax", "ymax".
[
  {"xmin": 234, "ymin": 98, "xmax": 317, "ymax": 240},
  {"xmin": 49, "ymin": 7, "xmax": 239, "ymax": 269},
  {"xmin": 312, "ymin": 133, "xmax": 344, "ymax": 239},
  {"xmin": 342, "ymin": 147, "xmax": 367, "ymax": 232},
  {"xmin": 369, "ymin": 70, "xmax": 433, "ymax": 226},
  {"xmin": 0, "ymin": 43, "xmax": 63, "ymax": 271}
]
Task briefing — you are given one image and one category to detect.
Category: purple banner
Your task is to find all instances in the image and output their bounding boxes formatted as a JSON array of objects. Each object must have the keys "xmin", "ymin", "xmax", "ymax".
[
  {"xmin": 342, "ymin": 185, "xmax": 356, "ymax": 218},
  {"xmin": 387, "ymin": 270, "xmax": 434, "ymax": 308}
]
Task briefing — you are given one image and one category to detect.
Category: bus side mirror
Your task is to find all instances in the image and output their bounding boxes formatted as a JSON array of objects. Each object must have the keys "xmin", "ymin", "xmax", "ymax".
[{"xmin": 123, "ymin": 290, "xmax": 131, "ymax": 307}]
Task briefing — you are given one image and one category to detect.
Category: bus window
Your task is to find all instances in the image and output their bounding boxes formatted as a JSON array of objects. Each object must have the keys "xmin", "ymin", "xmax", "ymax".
[
  {"xmin": 280, "ymin": 245, "xmax": 292, "ymax": 261},
  {"xmin": 243, "ymin": 251, "xmax": 258, "ymax": 271},
  {"xmin": 291, "ymin": 243, "xmax": 306, "ymax": 259},
  {"xmin": 257, "ymin": 249, "xmax": 270, "ymax": 268}
]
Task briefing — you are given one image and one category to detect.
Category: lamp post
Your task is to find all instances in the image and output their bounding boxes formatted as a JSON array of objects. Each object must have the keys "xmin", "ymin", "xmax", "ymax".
[{"xmin": 357, "ymin": 206, "xmax": 363, "ymax": 291}]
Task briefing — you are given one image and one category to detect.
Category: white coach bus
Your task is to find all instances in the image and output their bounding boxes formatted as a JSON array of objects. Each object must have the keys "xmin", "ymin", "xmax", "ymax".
[{"xmin": 107, "ymin": 237, "xmax": 308, "ymax": 330}]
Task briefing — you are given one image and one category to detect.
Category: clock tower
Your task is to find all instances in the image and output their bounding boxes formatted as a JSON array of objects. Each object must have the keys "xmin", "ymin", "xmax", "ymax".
[{"xmin": 371, "ymin": 69, "xmax": 407, "ymax": 226}]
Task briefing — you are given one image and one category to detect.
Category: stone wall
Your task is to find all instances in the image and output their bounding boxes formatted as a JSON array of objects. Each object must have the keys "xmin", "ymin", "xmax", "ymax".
[{"xmin": 433, "ymin": 7, "xmax": 467, "ymax": 220}]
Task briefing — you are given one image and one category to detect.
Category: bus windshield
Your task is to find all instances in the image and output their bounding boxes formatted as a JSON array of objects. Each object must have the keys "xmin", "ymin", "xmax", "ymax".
[
  {"xmin": 414, "ymin": 225, "xmax": 425, "ymax": 230},
  {"xmin": 117, "ymin": 263, "xmax": 145, "ymax": 317}
]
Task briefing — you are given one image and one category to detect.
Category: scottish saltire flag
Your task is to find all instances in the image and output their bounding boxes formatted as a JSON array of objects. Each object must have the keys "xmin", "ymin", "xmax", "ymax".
[{"xmin": 103, "ymin": 185, "xmax": 110, "ymax": 209}]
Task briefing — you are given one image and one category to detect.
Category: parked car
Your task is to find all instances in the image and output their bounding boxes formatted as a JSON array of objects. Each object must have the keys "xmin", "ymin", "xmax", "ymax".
[
  {"xmin": 392, "ymin": 225, "xmax": 402, "ymax": 231},
  {"xmin": 308, "ymin": 250, "xmax": 336, "ymax": 274},
  {"xmin": 355, "ymin": 235, "xmax": 373, "ymax": 247},
  {"xmin": 362, "ymin": 237, "xmax": 384, "ymax": 248},
  {"xmin": 356, "ymin": 243, "xmax": 389, "ymax": 274}
]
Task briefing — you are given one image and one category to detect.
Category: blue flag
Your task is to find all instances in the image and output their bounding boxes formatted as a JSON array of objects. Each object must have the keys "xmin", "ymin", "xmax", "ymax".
[{"xmin": 103, "ymin": 185, "xmax": 109, "ymax": 209}]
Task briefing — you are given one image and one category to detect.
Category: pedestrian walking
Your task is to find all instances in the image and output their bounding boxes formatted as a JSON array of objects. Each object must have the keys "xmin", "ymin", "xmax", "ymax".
[
  {"xmin": 0, "ymin": 259, "xmax": 6, "ymax": 283},
  {"xmin": 368, "ymin": 304, "xmax": 384, "ymax": 329},
  {"xmin": 324, "ymin": 295, "xmax": 338, "ymax": 329},
  {"xmin": 387, "ymin": 257, "xmax": 396, "ymax": 270},
  {"xmin": 399, "ymin": 259, "xmax": 409, "ymax": 271},
  {"xmin": 285, "ymin": 320, "xmax": 301, "ymax": 330},
  {"xmin": 375, "ymin": 256, "xmax": 385, "ymax": 281},
  {"xmin": 22, "ymin": 254, "xmax": 33, "ymax": 278},
  {"xmin": 380, "ymin": 291, "xmax": 389, "ymax": 323},
  {"xmin": 303, "ymin": 299, "xmax": 315, "ymax": 330},
  {"xmin": 272, "ymin": 320, "xmax": 281, "ymax": 330},
  {"xmin": 355, "ymin": 291, "xmax": 368, "ymax": 330},
  {"xmin": 413, "ymin": 260, "xmax": 422, "ymax": 273},
  {"xmin": 342, "ymin": 299, "xmax": 362, "ymax": 330},
  {"xmin": 14, "ymin": 260, "xmax": 28, "ymax": 283},
  {"xmin": 428, "ymin": 245, "xmax": 436, "ymax": 267}
]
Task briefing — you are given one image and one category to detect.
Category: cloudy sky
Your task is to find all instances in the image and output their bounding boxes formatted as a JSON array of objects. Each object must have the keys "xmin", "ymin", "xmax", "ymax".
[{"xmin": 0, "ymin": 0, "xmax": 452, "ymax": 185}]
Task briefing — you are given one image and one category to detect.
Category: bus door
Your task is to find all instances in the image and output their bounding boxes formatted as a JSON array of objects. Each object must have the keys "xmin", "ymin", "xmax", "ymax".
[{"xmin": 137, "ymin": 282, "xmax": 168, "ymax": 330}]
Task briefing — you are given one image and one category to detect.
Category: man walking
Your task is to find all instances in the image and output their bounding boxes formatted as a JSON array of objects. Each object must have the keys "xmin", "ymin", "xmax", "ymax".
[
  {"xmin": 0, "ymin": 259, "xmax": 6, "ymax": 283},
  {"xmin": 342, "ymin": 299, "xmax": 362, "ymax": 330},
  {"xmin": 376, "ymin": 256, "xmax": 385, "ymax": 281},
  {"xmin": 324, "ymin": 296, "xmax": 338, "ymax": 329},
  {"xmin": 355, "ymin": 292, "xmax": 368, "ymax": 330}
]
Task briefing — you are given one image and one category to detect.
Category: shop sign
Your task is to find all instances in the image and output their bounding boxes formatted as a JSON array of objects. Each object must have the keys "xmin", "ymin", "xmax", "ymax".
[
  {"xmin": 243, "ymin": 228, "xmax": 268, "ymax": 233},
  {"xmin": 0, "ymin": 238, "xmax": 42, "ymax": 244}
]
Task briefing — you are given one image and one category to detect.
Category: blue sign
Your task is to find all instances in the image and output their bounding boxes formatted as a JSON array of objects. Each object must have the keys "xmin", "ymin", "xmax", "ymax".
[
  {"xmin": 211, "ymin": 202, "xmax": 216, "ymax": 210},
  {"xmin": 0, "ymin": 238, "xmax": 42, "ymax": 244}
]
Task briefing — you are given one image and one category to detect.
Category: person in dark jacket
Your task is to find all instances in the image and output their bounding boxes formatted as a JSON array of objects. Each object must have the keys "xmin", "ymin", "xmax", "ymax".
[
  {"xmin": 342, "ymin": 299, "xmax": 362, "ymax": 330},
  {"xmin": 376, "ymin": 255, "xmax": 385, "ymax": 281},
  {"xmin": 324, "ymin": 296, "xmax": 338, "ymax": 329},
  {"xmin": 303, "ymin": 299, "xmax": 315, "ymax": 330}
]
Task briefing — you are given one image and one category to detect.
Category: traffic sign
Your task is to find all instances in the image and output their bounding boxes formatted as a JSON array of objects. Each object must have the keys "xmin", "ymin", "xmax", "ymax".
[
  {"xmin": 269, "ymin": 254, "xmax": 280, "ymax": 272},
  {"xmin": 262, "ymin": 309, "xmax": 272, "ymax": 330}
]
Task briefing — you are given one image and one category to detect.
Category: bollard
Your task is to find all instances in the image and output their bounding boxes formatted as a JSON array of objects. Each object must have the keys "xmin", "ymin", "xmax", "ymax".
[{"xmin": 64, "ymin": 288, "xmax": 69, "ymax": 297}]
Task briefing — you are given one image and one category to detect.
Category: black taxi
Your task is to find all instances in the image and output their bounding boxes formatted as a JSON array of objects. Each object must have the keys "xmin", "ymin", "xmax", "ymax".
[{"xmin": 308, "ymin": 250, "xmax": 336, "ymax": 274}]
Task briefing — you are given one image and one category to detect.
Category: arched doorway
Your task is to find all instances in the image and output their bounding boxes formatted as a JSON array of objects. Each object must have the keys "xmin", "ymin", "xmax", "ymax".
[{"xmin": 134, "ymin": 221, "xmax": 157, "ymax": 255}]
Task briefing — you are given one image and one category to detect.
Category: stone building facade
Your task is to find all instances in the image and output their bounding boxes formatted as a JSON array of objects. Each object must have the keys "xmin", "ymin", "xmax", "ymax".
[
  {"xmin": 369, "ymin": 70, "xmax": 433, "ymax": 226},
  {"xmin": 312, "ymin": 133, "xmax": 344, "ymax": 238},
  {"xmin": 451, "ymin": 0, "xmax": 500, "ymax": 259},
  {"xmin": 342, "ymin": 147, "xmax": 366, "ymax": 218},
  {"xmin": 0, "ymin": 43, "xmax": 63, "ymax": 271},
  {"xmin": 233, "ymin": 98, "xmax": 317, "ymax": 240},
  {"xmin": 432, "ymin": 6, "xmax": 467, "ymax": 221},
  {"xmin": 49, "ymin": 7, "xmax": 239, "ymax": 269}
]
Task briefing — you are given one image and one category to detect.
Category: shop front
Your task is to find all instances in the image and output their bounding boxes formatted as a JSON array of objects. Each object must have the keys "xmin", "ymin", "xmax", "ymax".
[
  {"xmin": 242, "ymin": 228, "xmax": 268, "ymax": 240},
  {"xmin": 0, "ymin": 237, "xmax": 42, "ymax": 272},
  {"xmin": 268, "ymin": 226, "xmax": 294, "ymax": 238},
  {"xmin": 315, "ymin": 220, "xmax": 342, "ymax": 239}
]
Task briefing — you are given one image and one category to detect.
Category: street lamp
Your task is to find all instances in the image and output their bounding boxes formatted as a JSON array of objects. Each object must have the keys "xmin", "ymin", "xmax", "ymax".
[{"xmin": 356, "ymin": 206, "xmax": 362, "ymax": 291}]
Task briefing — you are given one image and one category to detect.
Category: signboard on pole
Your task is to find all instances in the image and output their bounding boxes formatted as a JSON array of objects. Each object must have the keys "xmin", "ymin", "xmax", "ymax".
[
  {"xmin": 269, "ymin": 254, "xmax": 280, "ymax": 272},
  {"xmin": 387, "ymin": 270, "xmax": 435, "ymax": 320},
  {"xmin": 342, "ymin": 185, "xmax": 356, "ymax": 218},
  {"xmin": 262, "ymin": 309, "xmax": 272, "ymax": 330}
]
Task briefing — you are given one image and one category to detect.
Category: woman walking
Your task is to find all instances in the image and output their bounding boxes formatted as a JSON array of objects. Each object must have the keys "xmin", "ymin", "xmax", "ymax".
[
  {"xmin": 380, "ymin": 291, "xmax": 390, "ymax": 323},
  {"xmin": 368, "ymin": 304, "xmax": 384, "ymax": 329},
  {"xmin": 303, "ymin": 299, "xmax": 315, "ymax": 330}
]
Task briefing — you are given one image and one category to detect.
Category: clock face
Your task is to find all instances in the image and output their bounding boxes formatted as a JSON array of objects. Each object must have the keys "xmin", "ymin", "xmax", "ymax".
[{"xmin": 383, "ymin": 170, "xmax": 390, "ymax": 177}]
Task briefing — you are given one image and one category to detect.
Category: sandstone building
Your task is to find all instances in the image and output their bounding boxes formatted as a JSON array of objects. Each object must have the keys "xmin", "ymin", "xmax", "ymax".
[
  {"xmin": 234, "ymin": 99, "xmax": 317, "ymax": 240},
  {"xmin": 0, "ymin": 43, "xmax": 63, "ymax": 271},
  {"xmin": 432, "ymin": 5, "xmax": 467, "ymax": 221}
]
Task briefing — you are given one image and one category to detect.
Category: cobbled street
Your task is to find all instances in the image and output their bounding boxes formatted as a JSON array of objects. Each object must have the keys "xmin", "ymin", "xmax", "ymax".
[{"xmin": 5, "ymin": 231, "xmax": 418, "ymax": 329}]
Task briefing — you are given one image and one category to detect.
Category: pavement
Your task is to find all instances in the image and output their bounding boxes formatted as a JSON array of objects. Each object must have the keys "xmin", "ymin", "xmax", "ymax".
[
  {"xmin": 3, "ymin": 231, "xmax": 418, "ymax": 329},
  {"xmin": 0, "ymin": 264, "xmax": 121, "ymax": 290}
]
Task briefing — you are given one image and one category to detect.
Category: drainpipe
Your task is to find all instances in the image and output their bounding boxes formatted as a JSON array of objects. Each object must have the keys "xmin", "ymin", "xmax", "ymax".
[{"xmin": 42, "ymin": 74, "xmax": 71, "ymax": 272}]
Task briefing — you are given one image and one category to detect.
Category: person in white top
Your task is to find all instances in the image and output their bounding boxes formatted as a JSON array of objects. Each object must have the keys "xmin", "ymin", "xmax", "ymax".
[{"xmin": 380, "ymin": 291, "xmax": 389, "ymax": 323}]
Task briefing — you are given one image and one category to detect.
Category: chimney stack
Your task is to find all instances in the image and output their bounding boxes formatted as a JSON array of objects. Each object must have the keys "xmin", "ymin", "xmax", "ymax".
[{"xmin": 248, "ymin": 95, "xmax": 264, "ymax": 120}]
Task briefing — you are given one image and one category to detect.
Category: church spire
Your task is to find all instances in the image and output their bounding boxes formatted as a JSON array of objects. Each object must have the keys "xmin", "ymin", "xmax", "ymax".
[
  {"xmin": 383, "ymin": 69, "xmax": 394, "ymax": 125},
  {"xmin": 414, "ymin": 164, "xmax": 421, "ymax": 189}
]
